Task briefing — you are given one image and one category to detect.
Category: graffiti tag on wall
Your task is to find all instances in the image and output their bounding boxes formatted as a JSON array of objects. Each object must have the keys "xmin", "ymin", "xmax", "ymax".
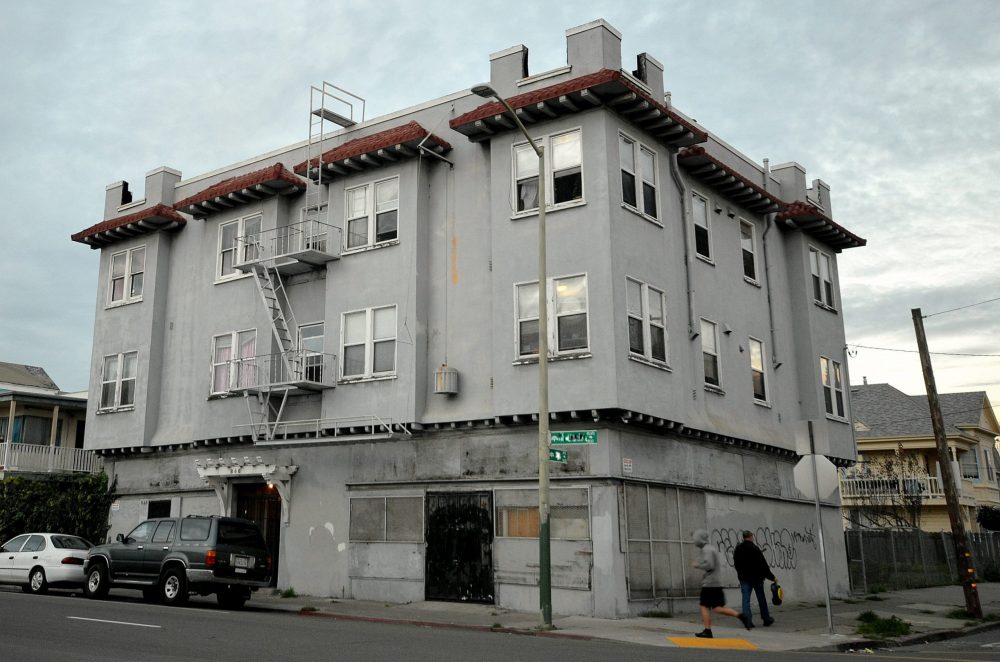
[{"xmin": 710, "ymin": 525, "xmax": 815, "ymax": 571}]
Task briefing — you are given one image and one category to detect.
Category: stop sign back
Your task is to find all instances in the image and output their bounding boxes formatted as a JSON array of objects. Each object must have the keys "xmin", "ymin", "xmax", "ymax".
[{"xmin": 794, "ymin": 454, "xmax": 839, "ymax": 500}]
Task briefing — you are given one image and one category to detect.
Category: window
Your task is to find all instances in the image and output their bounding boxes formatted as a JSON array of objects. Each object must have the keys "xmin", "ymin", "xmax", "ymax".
[
  {"xmin": 619, "ymin": 134, "xmax": 658, "ymax": 219},
  {"xmin": 626, "ymin": 278, "xmax": 667, "ymax": 363},
  {"xmin": 218, "ymin": 214, "xmax": 262, "ymax": 280},
  {"xmin": 692, "ymin": 193, "xmax": 712, "ymax": 260},
  {"xmin": 108, "ymin": 246, "xmax": 145, "ymax": 305},
  {"xmin": 349, "ymin": 496, "xmax": 423, "ymax": 542},
  {"xmin": 299, "ymin": 323, "xmax": 324, "ymax": 382},
  {"xmin": 345, "ymin": 177, "xmax": 399, "ymax": 250},
  {"xmin": 749, "ymin": 337, "xmax": 767, "ymax": 402},
  {"xmin": 151, "ymin": 521, "xmax": 175, "ymax": 543},
  {"xmin": 820, "ymin": 356, "xmax": 845, "ymax": 417},
  {"xmin": 147, "ymin": 500, "xmax": 171, "ymax": 518},
  {"xmin": 513, "ymin": 129, "xmax": 582, "ymax": 213},
  {"xmin": 515, "ymin": 275, "xmax": 589, "ymax": 358},
  {"xmin": 341, "ymin": 305, "xmax": 396, "ymax": 379},
  {"xmin": 100, "ymin": 351, "xmax": 138, "ymax": 410},
  {"xmin": 179, "ymin": 519, "xmax": 210, "ymax": 541},
  {"xmin": 211, "ymin": 330, "xmax": 257, "ymax": 394},
  {"xmin": 624, "ymin": 484, "xmax": 706, "ymax": 599},
  {"xmin": 495, "ymin": 488, "xmax": 590, "ymax": 540},
  {"xmin": 740, "ymin": 220, "xmax": 758, "ymax": 282},
  {"xmin": 701, "ymin": 319, "xmax": 720, "ymax": 387},
  {"xmin": 961, "ymin": 450, "xmax": 981, "ymax": 480},
  {"xmin": 809, "ymin": 247, "xmax": 834, "ymax": 307},
  {"xmin": 126, "ymin": 521, "xmax": 154, "ymax": 544},
  {"xmin": 0, "ymin": 415, "xmax": 51, "ymax": 444}
]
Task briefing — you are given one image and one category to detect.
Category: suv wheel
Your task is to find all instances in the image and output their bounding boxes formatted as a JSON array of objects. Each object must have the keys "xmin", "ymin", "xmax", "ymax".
[
  {"xmin": 84, "ymin": 564, "xmax": 110, "ymax": 599},
  {"xmin": 159, "ymin": 567, "xmax": 189, "ymax": 606},
  {"xmin": 217, "ymin": 587, "xmax": 249, "ymax": 610}
]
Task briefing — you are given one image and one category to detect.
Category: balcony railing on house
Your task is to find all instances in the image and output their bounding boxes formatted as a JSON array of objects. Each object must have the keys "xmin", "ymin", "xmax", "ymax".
[
  {"xmin": 0, "ymin": 442, "xmax": 104, "ymax": 475},
  {"xmin": 226, "ymin": 350, "xmax": 338, "ymax": 394},
  {"xmin": 236, "ymin": 220, "xmax": 341, "ymax": 275},
  {"xmin": 839, "ymin": 475, "xmax": 946, "ymax": 500},
  {"xmin": 235, "ymin": 414, "xmax": 409, "ymax": 445}
]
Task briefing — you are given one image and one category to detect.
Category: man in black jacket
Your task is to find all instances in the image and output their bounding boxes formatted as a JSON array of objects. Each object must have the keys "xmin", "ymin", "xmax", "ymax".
[{"xmin": 732, "ymin": 530, "xmax": 775, "ymax": 628}]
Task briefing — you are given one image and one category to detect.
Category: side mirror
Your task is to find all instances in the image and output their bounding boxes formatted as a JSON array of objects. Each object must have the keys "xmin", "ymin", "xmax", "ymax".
[{"xmin": 115, "ymin": 533, "xmax": 124, "ymax": 543}]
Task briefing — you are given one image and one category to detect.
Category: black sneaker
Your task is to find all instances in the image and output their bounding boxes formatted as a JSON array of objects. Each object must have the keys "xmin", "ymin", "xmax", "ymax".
[
  {"xmin": 763, "ymin": 617, "xmax": 775, "ymax": 627},
  {"xmin": 738, "ymin": 613, "xmax": 753, "ymax": 630},
  {"xmin": 695, "ymin": 629, "xmax": 713, "ymax": 638}
]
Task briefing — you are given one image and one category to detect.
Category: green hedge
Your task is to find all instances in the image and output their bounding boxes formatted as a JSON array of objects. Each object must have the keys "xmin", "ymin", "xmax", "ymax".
[{"xmin": 0, "ymin": 473, "xmax": 114, "ymax": 545}]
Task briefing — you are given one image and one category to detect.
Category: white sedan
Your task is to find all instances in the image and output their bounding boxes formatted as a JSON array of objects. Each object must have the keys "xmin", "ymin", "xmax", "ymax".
[{"xmin": 0, "ymin": 533, "xmax": 93, "ymax": 594}]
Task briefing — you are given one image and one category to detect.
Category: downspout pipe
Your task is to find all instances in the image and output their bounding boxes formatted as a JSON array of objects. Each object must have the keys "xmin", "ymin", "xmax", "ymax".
[
  {"xmin": 761, "ymin": 158, "xmax": 781, "ymax": 370},
  {"xmin": 668, "ymin": 151, "xmax": 698, "ymax": 339}
]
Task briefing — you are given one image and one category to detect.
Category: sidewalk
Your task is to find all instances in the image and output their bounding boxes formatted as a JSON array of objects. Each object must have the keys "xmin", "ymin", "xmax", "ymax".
[{"xmin": 251, "ymin": 583, "xmax": 1000, "ymax": 652}]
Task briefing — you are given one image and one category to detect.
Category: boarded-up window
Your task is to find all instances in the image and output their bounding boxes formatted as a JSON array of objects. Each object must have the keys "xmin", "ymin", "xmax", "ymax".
[
  {"xmin": 624, "ymin": 483, "xmax": 705, "ymax": 599},
  {"xmin": 350, "ymin": 496, "xmax": 423, "ymax": 542},
  {"xmin": 495, "ymin": 488, "xmax": 590, "ymax": 540}
]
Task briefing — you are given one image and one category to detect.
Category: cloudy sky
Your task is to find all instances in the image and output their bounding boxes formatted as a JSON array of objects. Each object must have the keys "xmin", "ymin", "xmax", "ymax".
[{"xmin": 1, "ymin": 1, "xmax": 997, "ymax": 412}]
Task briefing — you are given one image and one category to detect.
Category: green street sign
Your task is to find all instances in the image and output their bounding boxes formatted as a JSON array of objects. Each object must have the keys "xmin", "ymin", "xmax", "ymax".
[
  {"xmin": 550, "ymin": 430, "xmax": 598, "ymax": 445},
  {"xmin": 549, "ymin": 449, "xmax": 568, "ymax": 463}
]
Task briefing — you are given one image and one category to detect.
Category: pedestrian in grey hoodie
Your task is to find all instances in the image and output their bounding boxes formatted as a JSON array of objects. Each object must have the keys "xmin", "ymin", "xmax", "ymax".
[{"xmin": 692, "ymin": 529, "xmax": 748, "ymax": 638}]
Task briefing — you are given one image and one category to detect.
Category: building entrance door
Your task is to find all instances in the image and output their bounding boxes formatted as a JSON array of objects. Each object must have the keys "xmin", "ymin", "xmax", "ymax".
[
  {"xmin": 424, "ymin": 491, "xmax": 494, "ymax": 603},
  {"xmin": 235, "ymin": 483, "xmax": 281, "ymax": 586}
]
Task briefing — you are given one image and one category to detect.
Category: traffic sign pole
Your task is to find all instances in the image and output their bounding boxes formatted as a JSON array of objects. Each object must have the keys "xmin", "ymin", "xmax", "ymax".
[{"xmin": 809, "ymin": 422, "xmax": 835, "ymax": 636}]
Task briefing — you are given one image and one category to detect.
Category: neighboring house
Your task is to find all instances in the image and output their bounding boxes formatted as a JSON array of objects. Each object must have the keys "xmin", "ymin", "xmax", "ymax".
[
  {"xmin": 843, "ymin": 383, "xmax": 1000, "ymax": 532},
  {"xmin": 0, "ymin": 362, "xmax": 101, "ymax": 476},
  {"xmin": 70, "ymin": 20, "xmax": 865, "ymax": 617}
]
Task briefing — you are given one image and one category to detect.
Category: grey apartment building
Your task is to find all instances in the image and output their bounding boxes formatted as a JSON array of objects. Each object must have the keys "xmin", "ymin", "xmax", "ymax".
[{"xmin": 71, "ymin": 20, "xmax": 865, "ymax": 617}]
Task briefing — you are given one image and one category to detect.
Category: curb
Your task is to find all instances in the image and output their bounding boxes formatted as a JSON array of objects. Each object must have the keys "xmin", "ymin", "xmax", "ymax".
[
  {"xmin": 298, "ymin": 609, "xmax": 594, "ymax": 641},
  {"xmin": 818, "ymin": 620, "xmax": 1000, "ymax": 652}
]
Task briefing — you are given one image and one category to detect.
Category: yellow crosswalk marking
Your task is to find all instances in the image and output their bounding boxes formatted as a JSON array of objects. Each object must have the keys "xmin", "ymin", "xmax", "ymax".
[{"xmin": 668, "ymin": 636, "xmax": 758, "ymax": 650}]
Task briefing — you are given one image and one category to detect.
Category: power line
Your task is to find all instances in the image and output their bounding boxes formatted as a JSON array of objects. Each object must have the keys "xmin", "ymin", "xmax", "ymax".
[
  {"xmin": 923, "ymin": 296, "xmax": 1000, "ymax": 318},
  {"xmin": 849, "ymin": 343, "xmax": 1000, "ymax": 358}
]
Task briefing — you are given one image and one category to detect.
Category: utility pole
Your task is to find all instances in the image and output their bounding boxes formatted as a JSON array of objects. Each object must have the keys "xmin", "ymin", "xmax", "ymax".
[{"xmin": 912, "ymin": 308, "xmax": 982, "ymax": 618}]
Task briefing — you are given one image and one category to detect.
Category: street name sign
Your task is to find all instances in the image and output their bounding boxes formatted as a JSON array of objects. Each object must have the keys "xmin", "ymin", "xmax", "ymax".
[
  {"xmin": 549, "ymin": 449, "xmax": 568, "ymax": 463},
  {"xmin": 550, "ymin": 430, "xmax": 598, "ymax": 445}
]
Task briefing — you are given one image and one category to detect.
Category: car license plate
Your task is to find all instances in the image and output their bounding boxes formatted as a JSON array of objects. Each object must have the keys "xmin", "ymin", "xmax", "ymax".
[{"xmin": 234, "ymin": 555, "xmax": 251, "ymax": 568}]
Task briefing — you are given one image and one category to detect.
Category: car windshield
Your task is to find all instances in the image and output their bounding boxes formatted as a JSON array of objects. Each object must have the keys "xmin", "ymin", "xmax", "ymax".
[
  {"xmin": 51, "ymin": 535, "xmax": 93, "ymax": 550},
  {"xmin": 217, "ymin": 521, "xmax": 266, "ymax": 547}
]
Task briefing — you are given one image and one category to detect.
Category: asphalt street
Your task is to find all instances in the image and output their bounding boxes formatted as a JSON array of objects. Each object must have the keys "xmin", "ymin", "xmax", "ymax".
[{"xmin": 2, "ymin": 587, "xmax": 998, "ymax": 661}]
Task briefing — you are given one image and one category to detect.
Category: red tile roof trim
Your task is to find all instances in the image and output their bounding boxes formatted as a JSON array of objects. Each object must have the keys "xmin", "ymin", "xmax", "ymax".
[
  {"xmin": 449, "ymin": 69, "xmax": 707, "ymax": 142},
  {"xmin": 678, "ymin": 146, "xmax": 784, "ymax": 209},
  {"xmin": 777, "ymin": 201, "xmax": 867, "ymax": 248},
  {"xmin": 293, "ymin": 121, "xmax": 452, "ymax": 173},
  {"xmin": 174, "ymin": 163, "xmax": 305, "ymax": 210},
  {"xmin": 71, "ymin": 204, "xmax": 186, "ymax": 244}
]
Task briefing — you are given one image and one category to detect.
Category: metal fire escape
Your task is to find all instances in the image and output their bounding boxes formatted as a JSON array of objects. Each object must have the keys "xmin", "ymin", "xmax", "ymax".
[{"xmin": 239, "ymin": 83, "xmax": 363, "ymax": 442}]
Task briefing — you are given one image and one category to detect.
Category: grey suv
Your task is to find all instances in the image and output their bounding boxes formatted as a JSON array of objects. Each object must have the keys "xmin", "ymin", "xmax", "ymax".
[{"xmin": 83, "ymin": 515, "xmax": 271, "ymax": 608}]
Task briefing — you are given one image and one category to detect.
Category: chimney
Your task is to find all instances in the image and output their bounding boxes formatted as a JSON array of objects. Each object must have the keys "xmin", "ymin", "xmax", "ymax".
[
  {"xmin": 488, "ymin": 44, "xmax": 529, "ymax": 99},
  {"xmin": 770, "ymin": 161, "xmax": 807, "ymax": 203},
  {"xmin": 104, "ymin": 181, "xmax": 132, "ymax": 218},
  {"xmin": 565, "ymin": 19, "xmax": 622, "ymax": 76},
  {"xmin": 144, "ymin": 166, "xmax": 182, "ymax": 207},
  {"xmin": 632, "ymin": 52, "xmax": 665, "ymax": 103}
]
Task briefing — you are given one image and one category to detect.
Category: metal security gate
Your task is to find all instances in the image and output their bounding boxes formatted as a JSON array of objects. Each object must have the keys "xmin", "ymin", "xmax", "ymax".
[
  {"xmin": 236, "ymin": 483, "xmax": 281, "ymax": 587},
  {"xmin": 425, "ymin": 492, "xmax": 494, "ymax": 603}
]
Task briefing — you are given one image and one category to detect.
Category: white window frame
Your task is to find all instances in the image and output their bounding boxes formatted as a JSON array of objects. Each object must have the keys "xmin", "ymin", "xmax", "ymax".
[
  {"xmin": 692, "ymin": 192, "xmax": 713, "ymax": 262},
  {"xmin": 344, "ymin": 176, "xmax": 399, "ymax": 252},
  {"xmin": 514, "ymin": 274, "xmax": 590, "ymax": 359},
  {"xmin": 340, "ymin": 305, "xmax": 397, "ymax": 380},
  {"xmin": 809, "ymin": 246, "xmax": 835, "ymax": 308},
  {"xmin": 820, "ymin": 356, "xmax": 845, "ymax": 418},
  {"xmin": 99, "ymin": 351, "xmax": 138, "ymax": 411},
  {"xmin": 211, "ymin": 329, "xmax": 257, "ymax": 394},
  {"xmin": 216, "ymin": 213, "xmax": 262, "ymax": 282},
  {"xmin": 701, "ymin": 318, "xmax": 721, "ymax": 388},
  {"xmin": 619, "ymin": 133, "xmax": 658, "ymax": 221},
  {"xmin": 749, "ymin": 336, "xmax": 768, "ymax": 403},
  {"xmin": 298, "ymin": 322, "xmax": 325, "ymax": 383},
  {"xmin": 512, "ymin": 128, "xmax": 584, "ymax": 215},
  {"xmin": 740, "ymin": 219, "xmax": 759, "ymax": 283},
  {"xmin": 626, "ymin": 277, "xmax": 668, "ymax": 365},
  {"xmin": 108, "ymin": 245, "xmax": 146, "ymax": 306}
]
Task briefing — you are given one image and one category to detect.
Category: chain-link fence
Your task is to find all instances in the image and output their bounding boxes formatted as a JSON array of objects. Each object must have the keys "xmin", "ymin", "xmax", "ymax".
[{"xmin": 845, "ymin": 528, "xmax": 1000, "ymax": 593}]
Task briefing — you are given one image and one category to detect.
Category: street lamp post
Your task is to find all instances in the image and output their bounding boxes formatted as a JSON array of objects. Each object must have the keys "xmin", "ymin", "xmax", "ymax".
[{"xmin": 472, "ymin": 84, "xmax": 552, "ymax": 628}]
